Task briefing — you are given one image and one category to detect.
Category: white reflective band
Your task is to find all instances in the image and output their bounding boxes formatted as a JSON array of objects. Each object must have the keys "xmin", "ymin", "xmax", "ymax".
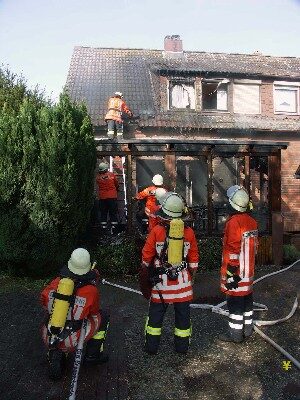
[
  {"xmin": 229, "ymin": 254, "xmax": 240, "ymax": 260},
  {"xmin": 244, "ymin": 320, "xmax": 253, "ymax": 325},
  {"xmin": 229, "ymin": 314, "xmax": 243, "ymax": 321},
  {"xmin": 152, "ymin": 290, "xmax": 193, "ymax": 300},
  {"xmin": 221, "ymin": 284, "xmax": 253, "ymax": 292},
  {"xmin": 229, "ymin": 322, "xmax": 243, "ymax": 330},
  {"xmin": 243, "ymin": 310, "xmax": 254, "ymax": 316}
]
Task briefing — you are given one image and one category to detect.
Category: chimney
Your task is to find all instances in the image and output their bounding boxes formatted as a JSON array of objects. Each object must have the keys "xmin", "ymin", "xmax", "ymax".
[{"xmin": 164, "ymin": 35, "xmax": 183, "ymax": 58}]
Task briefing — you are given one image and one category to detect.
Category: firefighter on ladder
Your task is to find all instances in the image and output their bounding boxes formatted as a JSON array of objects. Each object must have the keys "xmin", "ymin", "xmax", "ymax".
[
  {"xmin": 96, "ymin": 162, "xmax": 119, "ymax": 234},
  {"xmin": 140, "ymin": 192, "xmax": 199, "ymax": 355},
  {"xmin": 219, "ymin": 185, "xmax": 258, "ymax": 343},
  {"xmin": 104, "ymin": 92, "xmax": 132, "ymax": 140},
  {"xmin": 40, "ymin": 248, "xmax": 109, "ymax": 380}
]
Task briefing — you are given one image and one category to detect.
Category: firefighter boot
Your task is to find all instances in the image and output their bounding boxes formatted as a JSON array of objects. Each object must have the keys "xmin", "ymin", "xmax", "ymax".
[
  {"xmin": 107, "ymin": 130, "xmax": 114, "ymax": 140},
  {"xmin": 48, "ymin": 349, "xmax": 66, "ymax": 380},
  {"xmin": 218, "ymin": 332, "xmax": 243, "ymax": 343},
  {"xmin": 84, "ymin": 338, "xmax": 109, "ymax": 365}
]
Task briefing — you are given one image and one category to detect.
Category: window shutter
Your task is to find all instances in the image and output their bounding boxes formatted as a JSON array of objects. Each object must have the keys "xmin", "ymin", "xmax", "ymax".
[
  {"xmin": 274, "ymin": 88, "xmax": 297, "ymax": 113},
  {"xmin": 233, "ymin": 84, "xmax": 260, "ymax": 114},
  {"xmin": 217, "ymin": 84, "xmax": 228, "ymax": 110}
]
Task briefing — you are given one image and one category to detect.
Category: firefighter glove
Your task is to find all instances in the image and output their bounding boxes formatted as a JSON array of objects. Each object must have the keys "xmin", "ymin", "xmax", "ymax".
[{"xmin": 225, "ymin": 265, "xmax": 241, "ymax": 290}]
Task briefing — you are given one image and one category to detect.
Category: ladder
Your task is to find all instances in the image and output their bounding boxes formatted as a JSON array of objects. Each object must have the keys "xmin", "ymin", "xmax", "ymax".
[{"xmin": 109, "ymin": 156, "xmax": 127, "ymax": 224}]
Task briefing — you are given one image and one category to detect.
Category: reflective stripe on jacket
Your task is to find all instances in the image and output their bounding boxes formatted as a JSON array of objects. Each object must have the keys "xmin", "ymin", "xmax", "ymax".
[
  {"xmin": 104, "ymin": 97, "xmax": 131, "ymax": 122},
  {"xmin": 142, "ymin": 224, "xmax": 199, "ymax": 303},
  {"xmin": 221, "ymin": 213, "xmax": 258, "ymax": 296},
  {"xmin": 40, "ymin": 277, "xmax": 101, "ymax": 352},
  {"xmin": 96, "ymin": 171, "xmax": 119, "ymax": 199}
]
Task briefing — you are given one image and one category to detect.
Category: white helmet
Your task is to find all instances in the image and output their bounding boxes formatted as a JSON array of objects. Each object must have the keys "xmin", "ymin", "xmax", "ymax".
[
  {"xmin": 155, "ymin": 187, "xmax": 167, "ymax": 203},
  {"xmin": 115, "ymin": 91, "xmax": 123, "ymax": 98},
  {"xmin": 160, "ymin": 192, "xmax": 184, "ymax": 218},
  {"xmin": 152, "ymin": 174, "xmax": 163, "ymax": 186},
  {"xmin": 68, "ymin": 248, "xmax": 91, "ymax": 275},
  {"xmin": 99, "ymin": 162, "xmax": 108, "ymax": 172},
  {"xmin": 227, "ymin": 185, "xmax": 249, "ymax": 212}
]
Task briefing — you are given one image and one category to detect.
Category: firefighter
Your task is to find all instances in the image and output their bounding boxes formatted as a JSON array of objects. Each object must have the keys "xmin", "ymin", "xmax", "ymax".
[
  {"xmin": 147, "ymin": 187, "xmax": 167, "ymax": 232},
  {"xmin": 135, "ymin": 174, "xmax": 166, "ymax": 229},
  {"xmin": 219, "ymin": 185, "xmax": 258, "ymax": 343},
  {"xmin": 96, "ymin": 162, "xmax": 119, "ymax": 234},
  {"xmin": 140, "ymin": 192, "xmax": 199, "ymax": 355},
  {"xmin": 104, "ymin": 91, "xmax": 133, "ymax": 139},
  {"xmin": 40, "ymin": 248, "xmax": 109, "ymax": 380}
]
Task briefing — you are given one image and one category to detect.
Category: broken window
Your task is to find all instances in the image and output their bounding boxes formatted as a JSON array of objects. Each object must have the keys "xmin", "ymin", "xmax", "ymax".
[
  {"xmin": 169, "ymin": 82, "xmax": 195, "ymax": 109},
  {"xmin": 202, "ymin": 79, "xmax": 228, "ymax": 111},
  {"xmin": 233, "ymin": 81, "xmax": 260, "ymax": 114},
  {"xmin": 274, "ymin": 83, "xmax": 299, "ymax": 114}
]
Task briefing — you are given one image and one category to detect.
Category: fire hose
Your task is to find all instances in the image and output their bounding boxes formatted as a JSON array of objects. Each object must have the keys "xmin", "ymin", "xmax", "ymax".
[{"xmin": 102, "ymin": 260, "xmax": 300, "ymax": 370}]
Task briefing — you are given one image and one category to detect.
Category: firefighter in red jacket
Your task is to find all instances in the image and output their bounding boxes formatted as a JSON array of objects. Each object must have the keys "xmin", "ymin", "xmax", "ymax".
[
  {"xmin": 135, "ymin": 174, "xmax": 165, "ymax": 224},
  {"xmin": 219, "ymin": 185, "xmax": 258, "ymax": 343},
  {"xmin": 104, "ymin": 92, "xmax": 132, "ymax": 139},
  {"xmin": 40, "ymin": 248, "xmax": 109, "ymax": 380},
  {"xmin": 147, "ymin": 187, "xmax": 167, "ymax": 232},
  {"xmin": 96, "ymin": 162, "xmax": 119, "ymax": 234},
  {"xmin": 141, "ymin": 192, "xmax": 199, "ymax": 355}
]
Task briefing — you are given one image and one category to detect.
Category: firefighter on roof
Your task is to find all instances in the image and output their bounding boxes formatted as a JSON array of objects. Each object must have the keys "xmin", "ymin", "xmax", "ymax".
[
  {"xmin": 40, "ymin": 248, "xmax": 109, "ymax": 380},
  {"xmin": 140, "ymin": 192, "xmax": 199, "ymax": 355},
  {"xmin": 104, "ymin": 92, "xmax": 132, "ymax": 139},
  {"xmin": 219, "ymin": 185, "xmax": 258, "ymax": 343},
  {"xmin": 96, "ymin": 161, "xmax": 119, "ymax": 234}
]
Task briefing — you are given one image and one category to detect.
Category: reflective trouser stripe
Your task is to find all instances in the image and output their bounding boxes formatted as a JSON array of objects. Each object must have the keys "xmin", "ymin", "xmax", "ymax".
[
  {"xmin": 229, "ymin": 322, "xmax": 243, "ymax": 330},
  {"xmin": 229, "ymin": 313, "xmax": 243, "ymax": 321},
  {"xmin": 174, "ymin": 327, "xmax": 191, "ymax": 338},
  {"xmin": 244, "ymin": 310, "xmax": 253, "ymax": 316},
  {"xmin": 146, "ymin": 326, "xmax": 162, "ymax": 336},
  {"xmin": 92, "ymin": 331, "xmax": 106, "ymax": 339}
]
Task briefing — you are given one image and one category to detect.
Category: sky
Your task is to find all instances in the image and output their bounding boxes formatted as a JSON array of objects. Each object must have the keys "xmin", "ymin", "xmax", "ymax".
[{"xmin": 1, "ymin": 0, "xmax": 300, "ymax": 101}]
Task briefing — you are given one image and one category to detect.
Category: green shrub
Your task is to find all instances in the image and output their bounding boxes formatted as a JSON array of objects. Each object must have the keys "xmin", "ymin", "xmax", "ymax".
[
  {"xmin": 92, "ymin": 235, "xmax": 141, "ymax": 278},
  {"xmin": 283, "ymin": 244, "xmax": 300, "ymax": 265},
  {"xmin": 0, "ymin": 66, "xmax": 96, "ymax": 277},
  {"xmin": 198, "ymin": 237, "xmax": 222, "ymax": 271}
]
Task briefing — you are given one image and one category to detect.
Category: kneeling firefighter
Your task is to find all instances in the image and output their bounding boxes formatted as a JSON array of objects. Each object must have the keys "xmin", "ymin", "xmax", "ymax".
[
  {"xmin": 140, "ymin": 192, "xmax": 199, "ymax": 355},
  {"xmin": 40, "ymin": 248, "xmax": 109, "ymax": 380}
]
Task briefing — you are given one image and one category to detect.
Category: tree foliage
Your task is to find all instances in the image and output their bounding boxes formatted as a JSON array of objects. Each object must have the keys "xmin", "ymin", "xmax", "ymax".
[{"xmin": 0, "ymin": 66, "xmax": 96, "ymax": 276}]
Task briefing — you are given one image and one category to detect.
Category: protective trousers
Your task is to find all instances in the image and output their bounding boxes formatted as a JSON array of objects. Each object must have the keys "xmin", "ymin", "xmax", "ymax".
[
  {"xmin": 99, "ymin": 199, "xmax": 119, "ymax": 232},
  {"xmin": 145, "ymin": 301, "xmax": 191, "ymax": 354},
  {"xmin": 85, "ymin": 310, "xmax": 110, "ymax": 358},
  {"xmin": 227, "ymin": 293, "xmax": 253, "ymax": 341}
]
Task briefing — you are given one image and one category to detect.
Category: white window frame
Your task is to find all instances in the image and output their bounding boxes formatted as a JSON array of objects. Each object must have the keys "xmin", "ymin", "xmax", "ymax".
[
  {"xmin": 273, "ymin": 81, "xmax": 300, "ymax": 115},
  {"xmin": 168, "ymin": 80, "xmax": 196, "ymax": 110},
  {"xmin": 201, "ymin": 78, "xmax": 229, "ymax": 112}
]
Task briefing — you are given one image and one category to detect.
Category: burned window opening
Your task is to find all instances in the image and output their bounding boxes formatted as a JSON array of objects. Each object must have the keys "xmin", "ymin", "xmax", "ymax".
[
  {"xmin": 202, "ymin": 80, "xmax": 228, "ymax": 111},
  {"xmin": 169, "ymin": 82, "xmax": 195, "ymax": 109}
]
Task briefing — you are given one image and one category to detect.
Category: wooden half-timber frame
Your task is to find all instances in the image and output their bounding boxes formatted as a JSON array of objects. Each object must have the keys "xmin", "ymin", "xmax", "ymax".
[{"xmin": 96, "ymin": 138, "xmax": 288, "ymax": 266}]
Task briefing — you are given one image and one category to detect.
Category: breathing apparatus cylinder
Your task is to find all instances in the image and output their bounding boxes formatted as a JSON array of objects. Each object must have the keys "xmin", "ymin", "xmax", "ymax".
[
  {"xmin": 167, "ymin": 219, "xmax": 184, "ymax": 266},
  {"xmin": 48, "ymin": 278, "xmax": 74, "ymax": 335}
]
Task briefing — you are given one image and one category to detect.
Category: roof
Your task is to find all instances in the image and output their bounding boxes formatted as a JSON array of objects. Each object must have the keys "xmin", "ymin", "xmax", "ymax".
[{"xmin": 66, "ymin": 46, "xmax": 300, "ymax": 130}]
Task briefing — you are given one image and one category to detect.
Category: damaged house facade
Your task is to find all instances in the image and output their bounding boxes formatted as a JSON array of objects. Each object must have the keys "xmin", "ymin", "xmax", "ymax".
[{"xmin": 66, "ymin": 35, "xmax": 300, "ymax": 265}]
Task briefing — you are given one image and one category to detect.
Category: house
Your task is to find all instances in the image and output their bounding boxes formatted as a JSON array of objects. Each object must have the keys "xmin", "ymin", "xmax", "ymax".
[{"xmin": 65, "ymin": 35, "xmax": 300, "ymax": 264}]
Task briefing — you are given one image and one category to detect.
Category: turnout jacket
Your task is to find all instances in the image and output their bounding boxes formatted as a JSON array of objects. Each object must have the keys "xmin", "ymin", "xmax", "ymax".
[
  {"xmin": 104, "ymin": 97, "xmax": 132, "ymax": 123},
  {"xmin": 40, "ymin": 268, "xmax": 101, "ymax": 352},
  {"xmin": 221, "ymin": 213, "xmax": 258, "ymax": 296},
  {"xmin": 136, "ymin": 185, "xmax": 161, "ymax": 216},
  {"xmin": 142, "ymin": 224, "xmax": 199, "ymax": 303},
  {"xmin": 96, "ymin": 171, "xmax": 119, "ymax": 199}
]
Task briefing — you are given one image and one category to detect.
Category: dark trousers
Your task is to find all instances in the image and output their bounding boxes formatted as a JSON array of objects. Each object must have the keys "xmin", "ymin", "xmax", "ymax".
[
  {"xmin": 86, "ymin": 310, "xmax": 110, "ymax": 357},
  {"xmin": 107, "ymin": 119, "xmax": 123, "ymax": 134},
  {"xmin": 145, "ymin": 301, "xmax": 191, "ymax": 354},
  {"xmin": 99, "ymin": 198, "xmax": 118, "ymax": 229},
  {"xmin": 227, "ymin": 293, "xmax": 254, "ymax": 341}
]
